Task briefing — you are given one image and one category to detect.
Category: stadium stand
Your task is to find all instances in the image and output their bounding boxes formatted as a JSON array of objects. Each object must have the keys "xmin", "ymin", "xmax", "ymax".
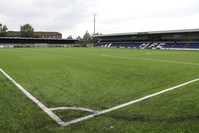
[
  {"xmin": 96, "ymin": 42, "xmax": 135, "ymax": 48},
  {"xmin": 139, "ymin": 43, "xmax": 150, "ymax": 49},
  {"xmin": 95, "ymin": 41, "xmax": 199, "ymax": 50},
  {"xmin": 173, "ymin": 43, "xmax": 187, "ymax": 48},
  {"xmin": 131, "ymin": 42, "xmax": 141, "ymax": 48},
  {"xmin": 149, "ymin": 42, "xmax": 159, "ymax": 49},
  {"xmin": 0, "ymin": 37, "xmax": 78, "ymax": 48},
  {"xmin": 188, "ymin": 43, "xmax": 199, "ymax": 48},
  {"xmin": 93, "ymin": 29, "xmax": 199, "ymax": 50},
  {"xmin": 160, "ymin": 43, "xmax": 174, "ymax": 48}
]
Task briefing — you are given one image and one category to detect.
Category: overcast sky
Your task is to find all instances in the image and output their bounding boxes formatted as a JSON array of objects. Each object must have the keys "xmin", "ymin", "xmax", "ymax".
[{"xmin": 1, "ymin": 0, "xmax": 199, "ymax": 38}]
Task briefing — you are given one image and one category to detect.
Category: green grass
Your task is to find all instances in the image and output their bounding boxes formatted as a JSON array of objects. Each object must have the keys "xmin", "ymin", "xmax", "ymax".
[{"xmin": 0, "ymin": 48, "xmax": 199, "ymax": 132}]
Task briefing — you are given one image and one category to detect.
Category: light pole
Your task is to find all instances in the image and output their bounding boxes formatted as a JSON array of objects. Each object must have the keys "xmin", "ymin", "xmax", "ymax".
[{"xmin": 93, "ymin": 13, "xmax": 97, "ymax": 35}]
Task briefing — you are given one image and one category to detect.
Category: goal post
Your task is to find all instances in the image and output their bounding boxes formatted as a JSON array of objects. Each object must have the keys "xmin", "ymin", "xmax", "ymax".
[{"xmin": 35, "ymin": 43, "xmax": 48, "ymax": 48}]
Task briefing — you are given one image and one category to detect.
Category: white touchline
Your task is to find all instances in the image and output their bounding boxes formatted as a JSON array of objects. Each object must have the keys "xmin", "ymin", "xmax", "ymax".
[
  {"xmin": 0, "ymin": 68, "xmax": 98, "ymax": 126},
  {"xmin": 1, "ymin": 68, "xmax": 199, "ymax": 127},
  {"xmin": 61, "ymin": 77, "xmax": 199, "ymax": 126},
  {"xmin": 102, "ymin": 55, "xmax": 199, "ymax": 66},
  {"xmin": 0, "ymin": 68, "xmax": 65, "ymax": 126}
]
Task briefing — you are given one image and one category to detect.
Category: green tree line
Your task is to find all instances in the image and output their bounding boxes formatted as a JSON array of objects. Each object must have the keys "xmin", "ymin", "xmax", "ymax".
[
  {"xmin": 0, "ymin": 23, "xmax": 8, "ymax": 37},
  {"xmin": 0, "ymin": 23, "xmax": 40, "ymax": 38},
  {"xmin": 0, "ymin": 23, "xmax": 100, "ymax": 46}
]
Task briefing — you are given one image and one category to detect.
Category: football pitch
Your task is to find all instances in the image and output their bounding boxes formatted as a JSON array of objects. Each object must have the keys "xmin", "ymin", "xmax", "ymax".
[{"xmin": 0, "ymin": 48, "xmax": 199, "ymax": 132}]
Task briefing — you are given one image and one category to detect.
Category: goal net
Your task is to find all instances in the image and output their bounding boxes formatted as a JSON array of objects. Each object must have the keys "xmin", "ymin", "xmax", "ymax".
[{"xmin": 35, "ymin": 43, "xmax": 48, "ymax": 48}]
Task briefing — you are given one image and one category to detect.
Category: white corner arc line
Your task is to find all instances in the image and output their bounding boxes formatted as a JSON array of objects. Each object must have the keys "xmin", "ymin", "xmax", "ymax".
[
  {"xmin": 102, "ymin": 55, "xmax": 199, "ymax": 66},
  {"xmin": 61, "ymin": 78, "xmax": 199, "ymax": 127},
  {"xmin": 0, "ymin": 68, "xmax": 65, "ymax": 126},
  {"xmin": 49, "ymin": 107, "xmax": 98, "ymax": 113},
  {"xmin": 1, "ymin": 68, "xmax": 199, "ymax": 127}
]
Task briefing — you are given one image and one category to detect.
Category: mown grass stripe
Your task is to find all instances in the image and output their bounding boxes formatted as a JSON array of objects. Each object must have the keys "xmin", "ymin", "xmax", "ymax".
[{"xmin": 102, "ymin": 55, "xmax": 199, "ymax": 66}]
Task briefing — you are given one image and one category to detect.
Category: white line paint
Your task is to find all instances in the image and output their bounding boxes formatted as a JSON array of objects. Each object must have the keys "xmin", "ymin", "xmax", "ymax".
[
  {"xmin": 0, "ymin": 68, "xmax": 65, "ymax": 126},
  {"xmin": 1, "ymin": 68, "xmax": 199, "ymax": 127},
  {"xmin": 61, "ymin": 78, "xmax": 199, "ymax": 126},
  {"xmin": 102, "ymin": 55, "xmax": 199, "ymax": 66},
  {"xmin": 49, "ymin": 107, "xmax": 98, "ymax": 113}
]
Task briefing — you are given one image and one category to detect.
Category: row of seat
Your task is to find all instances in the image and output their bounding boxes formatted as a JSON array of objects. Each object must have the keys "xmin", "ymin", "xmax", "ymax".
[{"xmin": 95, "ymin": 42, "xmax": 199, "ymax": 49}]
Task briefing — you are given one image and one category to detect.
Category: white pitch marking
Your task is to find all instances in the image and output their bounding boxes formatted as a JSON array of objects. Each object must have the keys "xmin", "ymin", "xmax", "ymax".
[
  {"xmin": 1, "ymin": 68, "xmax": 199, "ymax": 127},
  {"xmin": 102, "ymin": 55, "xmax": 199, "ymax": 66},
  {"xmin": 0, "ymin": 68, "xmax": 65, "ymax": 126},
  {"xmin": 49, "ymin": 107, "xmax": 98, "ymax": 113},
  {"xmin": 61, "ymin": 78, "xmax": 199, "ymax": 126}
]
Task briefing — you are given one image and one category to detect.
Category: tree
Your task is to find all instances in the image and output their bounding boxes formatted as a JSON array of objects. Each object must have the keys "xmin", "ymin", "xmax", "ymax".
[
  {"xmin": 20, "ymin": 24, "xmax": 34, "ymax": 37},
  {"xmin": 67, "ymin": 35, "xmax": 73, "ymax": 39},
  {"xmin": 75, "ymin": 31, "xmax": 97, "ymax": 47},
  {"xmin": 0, "ymin": 24, "xmax": 8, "ymax": 37},
  {"xmin": 83, "ymin": 31, "xmax": 91, "ymax": 40},
  {"xmin": 76, "ymin": 36, "xmax": 82, "ymax": 40},
  {"xmin": 33, "ymin": 32, "xmax": 42, "ymax": 38},
  {"xmin": 76, "ymin": 31, "xmax": 92, "ymax": 47}
]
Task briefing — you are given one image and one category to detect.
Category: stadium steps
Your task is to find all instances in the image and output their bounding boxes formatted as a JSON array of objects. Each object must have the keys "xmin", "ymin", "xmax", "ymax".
[
  {"xmin": 171, "ymin": 43, "xmax": 176, "ymax": 48},
  {"xmin": 145, "ymin": 42, "xmax": 153, "ymax": 49},
  {"xmin": 184, "ymin": 43, "xmax": 190, "ymax": 48}
]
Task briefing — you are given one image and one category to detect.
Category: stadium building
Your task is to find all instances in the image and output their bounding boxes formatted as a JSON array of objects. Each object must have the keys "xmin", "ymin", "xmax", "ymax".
[
  {"xmin": 0, "ymin": 30, "xmax": 78, "ymax": 48},
  {"xmin": 7, "ymin": 31, "xmax": 62, "ymax": 38},
  {"xmin": 0, "ymin": 37, "xmax": 77, "ymax": 48},
  {"xmin": 93, "ymin": 29, "xmax": 199, "ymax": 50}
]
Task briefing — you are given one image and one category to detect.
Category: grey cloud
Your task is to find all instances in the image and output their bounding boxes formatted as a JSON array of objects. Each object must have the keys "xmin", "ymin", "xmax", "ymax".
[
  {"xmin": 0, "ymin": 0, "xmax": 96, "ymax": 33},
  {"xmin": 1, "ymin": 0, "xmax": 199, "ymax": 37}
]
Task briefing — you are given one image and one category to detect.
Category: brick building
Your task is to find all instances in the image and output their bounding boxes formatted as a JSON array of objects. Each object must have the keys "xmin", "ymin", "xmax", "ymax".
[{"xmin": 7, "ymin": 31, "xmax": 62, "ymax": 38}]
